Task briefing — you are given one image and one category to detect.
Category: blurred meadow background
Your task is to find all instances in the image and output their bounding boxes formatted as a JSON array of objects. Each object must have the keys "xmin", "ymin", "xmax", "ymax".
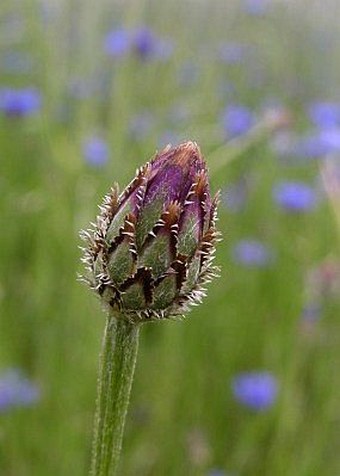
[{"xmin": 1, "ymin": 0, "xmax": 340, "ymax": 475}]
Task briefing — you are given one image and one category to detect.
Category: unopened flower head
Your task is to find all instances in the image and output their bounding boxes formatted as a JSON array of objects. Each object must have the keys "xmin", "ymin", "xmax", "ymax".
[{"xmin": 80, "ymin": 141, "xmax": 220, "ymax": 323}]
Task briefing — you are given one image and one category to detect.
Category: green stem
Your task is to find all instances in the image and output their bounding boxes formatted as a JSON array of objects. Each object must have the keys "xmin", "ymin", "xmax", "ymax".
[{"xmin": 90, "ymin": 315, "xmax": 140, "ymax": 476}]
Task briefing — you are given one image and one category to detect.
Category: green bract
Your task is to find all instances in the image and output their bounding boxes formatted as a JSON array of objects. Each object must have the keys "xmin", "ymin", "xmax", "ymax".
[{"xmin": 80, "ymin": 141, "xmax": 220, "ymax": 322}]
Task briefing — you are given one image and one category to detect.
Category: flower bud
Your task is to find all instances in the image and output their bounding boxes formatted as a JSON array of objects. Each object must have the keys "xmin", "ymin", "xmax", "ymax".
[{"xmin": 80, "ymin": 141, "xmax": 220, "ymax": 322}]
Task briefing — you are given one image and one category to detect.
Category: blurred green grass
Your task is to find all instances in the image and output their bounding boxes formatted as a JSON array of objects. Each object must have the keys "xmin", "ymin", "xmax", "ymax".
[{"xmin": 0, "ymin": 0, "xmax": 339, "ymax": 475}]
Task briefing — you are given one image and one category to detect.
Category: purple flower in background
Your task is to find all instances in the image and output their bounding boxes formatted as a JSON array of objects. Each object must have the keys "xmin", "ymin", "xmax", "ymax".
[
  {"xmin": 133, "ymin": 27, "xmax": 156, "ymax": 58},
  {"xmin": 242, "ymin": 0, "xmax": 270, "ymax": 16},
  {"xmin": 129, "ymin": 111, "xmax": 154, "ymax": 141},
  {"xmin": 0, "ymin": 369, "xmax": 40, "ymax": 412},
  {"xmin": 307, "ymin": 101, "xmax": 340, "ymax": 129},
  {"xmin": 218, "ymin": 42, "xmax": 247, "ymax": 65},
  {"xmin": 232, "ymin": 371, "xmax": 278, "ymax": 411},
  {"xmin": 232, "ymin": 239, "xmax": 273, "ymax": 267},
  {"xmin": 104, "ymin": 28, "xmax": 131, "ymax": 57},
  {"xmin": 273, "ymin": 181, "xmax": 317, "ymax": 212},
  {"xmin": 83, "ymin": 137, "xmax": 109, "ymax": 166},
  {"xmin": 301, "ymin": 303, "xmax": 322, "ymax": 322},
  {"xmin": 319, "ymin": 128, "xmax": 340, "ymax": 154},
  {"xmin": 132, "ymin": 27, "xmax": 173, "ymax": 60},
  {"xmin": 0, "ymin": 87, "xmax": 41, "ymax": 117},
  {"xmin": 222, "ymin": 105, "xmax": 254, "ymax": 139},
  {"xmin": 293, "ymin": 129, "xmax": 340, "ymax": 159},
  {"xmin": 104, "ymin": 27, "xmax": 173, "ymax": 61},
  {"xmin": 294, "ymin": 133, "xmax": 331, "ymax": 160}
]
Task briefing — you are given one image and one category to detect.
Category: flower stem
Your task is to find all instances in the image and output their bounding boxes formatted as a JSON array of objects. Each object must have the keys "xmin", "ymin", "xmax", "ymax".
[{"xmin": 90, "ymin": 315, "xmax": 140, "ymax": 476}]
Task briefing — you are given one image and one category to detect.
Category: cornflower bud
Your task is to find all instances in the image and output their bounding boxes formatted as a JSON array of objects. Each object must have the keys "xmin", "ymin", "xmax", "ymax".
[{"xmin": 80, "ymin": 141, "xmax": 220, "ymax": 322}]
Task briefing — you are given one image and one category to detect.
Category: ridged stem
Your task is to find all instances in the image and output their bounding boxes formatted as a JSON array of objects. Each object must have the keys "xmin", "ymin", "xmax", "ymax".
[{"xmin": 90, "ymin": 315, "xmax": 140, "ymax": 476}]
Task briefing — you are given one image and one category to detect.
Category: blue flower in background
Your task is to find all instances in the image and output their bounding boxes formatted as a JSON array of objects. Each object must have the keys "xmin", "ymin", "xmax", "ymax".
[
  {"xmin": 319, "ymin": 128, "xmax": 340, "ymax": 154},
  {"xmin": 273, "ymin": 181, "xmax": 317, "ymax": 212},
  {"xmin": 104, "ymin": 28, "xmax": 131, "ymax": 57},
  {"xmin": 232, "ymin": 371, "xmax": 278, "ymax": 411},
  {"xmin": 129, "ymin": 111, "xmax": 154, "ymax": 141},
  {"xmin": 294, "ymin": 133, "xmax": 331, "ymax": 159},
  {"xmin": 292, "ymin": 128, "xmax": 340, "ymax": 159},
  {"xmin": 301, "ymin": 303, "xmax": 322, "ymax": 322},
  {"xmin": 232, "ymin": 239, "xmax": 273, "ymax": 267},
  {"xmin": 0, "ymin": 369, "xmax": 40, "ymax": 412},
  {"xmin": 133, "ymin": 27, "xmax": 157, "ymax": 58},
  {"xmin": 0, "ymin": 87, "xmax": 41, "ymax": 117},
  {"xmin": 132, "ymin": 27, "xmax": 173, "ymax": 60},
  {"xmin": 222, "ymin": 105, "xmax": 254, "ymax": 139},
  {"xmin": 242, "ymin": 0, "xmax": 270, "ymax": 16},
  {"xmin": 104, "ymin": 27, "xmax": 173, "ymax": 61},
  {"xmin": 307, "ymin": 101, "xmax": 340, "ymax": 129},
  {"xmin": 218, "ymin": 42, "xmax": 248, "ymax": 65},
  {"xmin": 83, "ymin": 137, "xmax": 109, "ymax": 166}
]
